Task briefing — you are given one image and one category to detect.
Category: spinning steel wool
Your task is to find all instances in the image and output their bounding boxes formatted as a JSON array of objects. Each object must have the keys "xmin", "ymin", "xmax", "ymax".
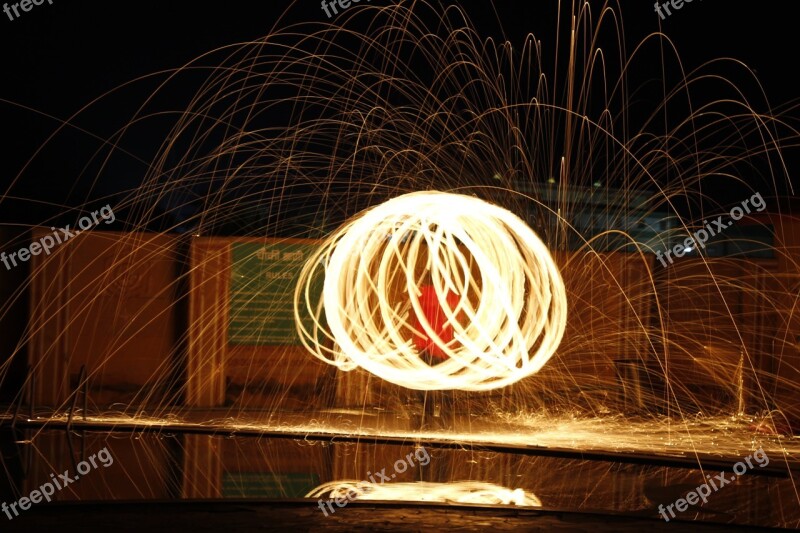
[{"xmin": 294, "ymin": 191, "xmax": 566, "ymax": 391}]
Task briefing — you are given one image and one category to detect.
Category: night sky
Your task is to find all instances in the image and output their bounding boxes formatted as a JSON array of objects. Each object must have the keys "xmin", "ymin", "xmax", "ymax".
[{"xmin": 0, "ymin": 1, "xmax": 796, "ymax": 227}]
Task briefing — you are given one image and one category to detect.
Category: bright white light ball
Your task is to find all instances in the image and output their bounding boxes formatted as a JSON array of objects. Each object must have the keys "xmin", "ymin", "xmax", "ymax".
[{"xmin": 294, "ymin": 191, "xmax": 566, "ymax": 391}]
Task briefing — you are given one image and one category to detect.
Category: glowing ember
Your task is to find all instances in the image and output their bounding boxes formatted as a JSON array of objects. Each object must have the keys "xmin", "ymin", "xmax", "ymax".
[{"xmin": 294, "ymin": 191, "xmax": 567, "ymax": 391}]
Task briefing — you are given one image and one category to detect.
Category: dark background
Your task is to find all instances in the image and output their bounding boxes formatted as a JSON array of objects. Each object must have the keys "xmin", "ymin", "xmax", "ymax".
[{"xmin": 0, "ymin": 1, "xmax": 796, "ymax": 227}]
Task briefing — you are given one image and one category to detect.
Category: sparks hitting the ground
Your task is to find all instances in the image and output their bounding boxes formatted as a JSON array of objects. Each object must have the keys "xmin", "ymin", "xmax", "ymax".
[{"xmin": 294, "ymin": 191, "xmax": 567, "ymax": 391}]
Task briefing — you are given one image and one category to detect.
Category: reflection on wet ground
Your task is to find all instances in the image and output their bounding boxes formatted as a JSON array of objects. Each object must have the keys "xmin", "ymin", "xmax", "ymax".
[{"xmin": 1, "ymin": 417, "xmax": 799, "ymax": 529}]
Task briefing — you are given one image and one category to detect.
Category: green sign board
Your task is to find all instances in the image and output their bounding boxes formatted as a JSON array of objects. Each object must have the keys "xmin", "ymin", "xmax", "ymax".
[
  {"xmin": 222, "ymin": 472, "xmax": 320, "ymax": 498},
  {"xmin": 229, "ymin": 242, "xmax": 321, "ymax": 345}
]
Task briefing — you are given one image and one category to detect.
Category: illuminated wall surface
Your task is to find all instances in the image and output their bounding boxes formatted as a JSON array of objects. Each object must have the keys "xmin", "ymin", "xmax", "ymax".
[{"xmin": 24, "ymin": 221, "xmax": 800, "ymax": 418}]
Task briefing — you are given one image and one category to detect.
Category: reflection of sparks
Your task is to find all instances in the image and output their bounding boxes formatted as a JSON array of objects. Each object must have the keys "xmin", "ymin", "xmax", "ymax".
[
  {"xmin": 306, "ymin": 480, "xmax": 542, "ymax": 507},
  {"xmin": 295, "ymin": 191, "xmax": 566, "ymax": 391}
]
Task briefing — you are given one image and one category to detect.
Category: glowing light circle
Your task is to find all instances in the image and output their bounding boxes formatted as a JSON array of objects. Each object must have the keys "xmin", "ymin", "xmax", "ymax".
[{"xmin": 294, "ymin": 191, "xmax": 567, "ymax": 391}]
